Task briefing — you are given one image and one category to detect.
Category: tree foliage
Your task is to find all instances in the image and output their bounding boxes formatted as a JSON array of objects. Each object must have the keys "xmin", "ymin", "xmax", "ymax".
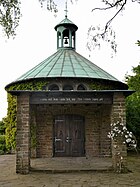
[
  {"xmin": 136, "ymin": 40, "xmax": 140, "ymax": 46},
  {"xmin": 125, "ymin": 64, "xmax": 140, "ymax": 149},
  {"xmin": 0, "ymin": 0, "xmax": 21, "ymax": 38},
  {"xmin": 39, "ymin": 0, "xmax": 58, "ymax": 12}
]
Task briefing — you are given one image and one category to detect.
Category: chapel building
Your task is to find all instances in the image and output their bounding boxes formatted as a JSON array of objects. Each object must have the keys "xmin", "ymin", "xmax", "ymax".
[{"xmin": 5, "ymin": 13, "xmax": 132, "ymax": 174}]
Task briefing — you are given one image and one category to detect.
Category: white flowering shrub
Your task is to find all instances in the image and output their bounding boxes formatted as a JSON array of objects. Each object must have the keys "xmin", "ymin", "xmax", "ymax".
[
  {"xmin": 108, "ymin": 121, "xmax": 137, "ymax": 150},
  {"xmin": 108, "ymin": 121, "xmax": 137, "ymax": 173}
]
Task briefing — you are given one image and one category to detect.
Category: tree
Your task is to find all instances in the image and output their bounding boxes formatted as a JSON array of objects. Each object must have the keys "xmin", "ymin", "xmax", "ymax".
[{"xmin": 125, "ymin": 64, "xmax": 140, "ymax": 149}]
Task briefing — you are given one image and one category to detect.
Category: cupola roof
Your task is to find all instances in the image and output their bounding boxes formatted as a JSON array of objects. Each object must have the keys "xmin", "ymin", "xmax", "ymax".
[{"xmin": 54, "ymin": 16, "xmax": 78, "ymax": 31}]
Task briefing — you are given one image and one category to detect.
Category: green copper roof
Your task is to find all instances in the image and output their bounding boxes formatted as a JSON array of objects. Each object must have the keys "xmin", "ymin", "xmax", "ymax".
[
  {"xmin": 54, "ymin": 17, "xmax": 78, "ymax": 30},
  {"xmin": 13, "ymin": 48, "xmax": 119, "ymax": 83}
]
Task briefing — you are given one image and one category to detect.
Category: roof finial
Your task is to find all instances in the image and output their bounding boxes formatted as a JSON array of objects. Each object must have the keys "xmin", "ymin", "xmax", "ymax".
[{"xmin": 64, "ymin": 1, "xmax": 68, "ymax": 18}]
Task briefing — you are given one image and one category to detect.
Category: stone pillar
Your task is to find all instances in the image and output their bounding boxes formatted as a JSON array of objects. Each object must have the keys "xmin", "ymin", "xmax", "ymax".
[
  {"xmin": 61, "ymin": 32, "xmax": 63, "ymax": 48},
  {"xmin": 57, "ymin": 31, "xmax": 59, "ymax": 49},
  {"xmin": 74, "ymin": 33, "xmax": 76, "ymax": 49},
  {"xmin": 69, "ymin": 31, "xmax": 72, "ymax": 48},
  {"xmin": 111, "ymin": 92, "xmax": 127, "ymax": 172},
  {"xmin": 16, "ymin": 93, "xmax": 30, "ymax": 174}
]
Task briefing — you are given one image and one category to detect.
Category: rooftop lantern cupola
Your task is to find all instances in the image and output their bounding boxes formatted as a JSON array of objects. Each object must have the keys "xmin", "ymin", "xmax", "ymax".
[{"xmin": 54, "ymin": 2, "xmax": 78, "ymax": 50}]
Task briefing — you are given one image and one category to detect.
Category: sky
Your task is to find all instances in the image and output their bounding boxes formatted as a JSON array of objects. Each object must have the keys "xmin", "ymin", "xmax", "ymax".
[{"xmin": 0, "ymin": 0, "xmax": 140, "ymax": 120}]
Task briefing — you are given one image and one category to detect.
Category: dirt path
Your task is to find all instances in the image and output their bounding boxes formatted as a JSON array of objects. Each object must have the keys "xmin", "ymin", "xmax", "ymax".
[{"xmin": 0, "ymin": 154, "xmax": 140, "ymax": 187}]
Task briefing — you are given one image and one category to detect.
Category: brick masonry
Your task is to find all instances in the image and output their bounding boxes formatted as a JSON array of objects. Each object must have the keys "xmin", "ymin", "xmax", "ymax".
[
  {"xmin": 111, "ymin": 92, "xmax": 127, "ymax": 172},
  {"xmin": 16, "ymin": 93, "xmax": 30, "ymax": 174},
  {"xmin": 16, "ymin": 91, "xmax": 127, "ymax": 173},
  {"xmin": 30, "ymin": 104, "xmax": 112, "ymax": 158}
]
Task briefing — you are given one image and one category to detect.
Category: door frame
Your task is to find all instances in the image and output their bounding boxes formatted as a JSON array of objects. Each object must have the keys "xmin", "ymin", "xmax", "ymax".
[{"xmin": 53, "ymin": 114, "xmax": 85, "ymax": 157}]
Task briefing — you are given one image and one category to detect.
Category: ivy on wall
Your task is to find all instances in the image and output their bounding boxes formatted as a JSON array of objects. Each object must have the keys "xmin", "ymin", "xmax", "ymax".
[
  {"xmin": 0, "ymin": 119, "xmax": 6, "ymax": 154},
  {"xmin": 5, "ymin": 94, "xmax": 17, "ymax": 151},
  {"xmin": 88, "ymin": 80, "xmax": 124, "ymax": 90},
  {"xmin": 7, "ymin": 79, "xmax": 49, "ymax": 91},
  {"xmin": 5, "ymin": 79, "xmax": 49, "ymax": 151}
]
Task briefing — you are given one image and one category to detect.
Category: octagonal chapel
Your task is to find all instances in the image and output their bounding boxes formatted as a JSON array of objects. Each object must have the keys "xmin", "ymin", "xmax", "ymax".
[{"xmin": 5, "ymin": 13, "xmax": 133, "ymax": 174}]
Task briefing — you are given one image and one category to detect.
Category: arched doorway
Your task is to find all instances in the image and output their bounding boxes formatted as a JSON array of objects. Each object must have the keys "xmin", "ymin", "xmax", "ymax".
[{"xmin": 53, "ymin": 114, "xmax": 85, "ymax": 157}]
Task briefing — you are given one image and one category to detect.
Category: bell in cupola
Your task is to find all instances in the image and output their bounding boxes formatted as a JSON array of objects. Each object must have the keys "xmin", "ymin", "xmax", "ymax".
[{"xmin": 64, "ymin": 37, "xmax": 68, "ymax": 44}]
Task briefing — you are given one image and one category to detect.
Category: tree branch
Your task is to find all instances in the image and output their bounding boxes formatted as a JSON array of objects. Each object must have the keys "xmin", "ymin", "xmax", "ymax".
[
  {"xmin": 91, "ymin": 0, "xmax": 127, "ymax": 39},
  {"xmin": 87, "ymin": 0, "xmax": 129, "ymax": 56},
  {"xmin": 92, "ymin": 0, "xmax": 125, "ymax": 12},
  {"xmin": 101, "ymin": 0, "xmax": 127, "ymax": 37}
]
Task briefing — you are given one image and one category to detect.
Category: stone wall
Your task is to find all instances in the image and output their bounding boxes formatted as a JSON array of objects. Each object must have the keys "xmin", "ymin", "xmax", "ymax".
[
  {"xmin": 16, "ymin": 93, "xmax": 30, "ymax": 174},
  {"xmin": 30, "ymin": 103, "xmax": 112, "ymax": 158},
  {"xmin": 111, "ymin": 92, "xmax": 127, "ymax": 172},
  {"xmin": 15, "ymin": 91, "xmax": 127, "ymax": 174}
]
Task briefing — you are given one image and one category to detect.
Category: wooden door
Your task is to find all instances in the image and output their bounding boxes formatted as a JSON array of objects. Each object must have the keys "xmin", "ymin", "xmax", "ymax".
[{"xmin": 54, "ymin": 115, "xmax": 85, "ymax": 157}]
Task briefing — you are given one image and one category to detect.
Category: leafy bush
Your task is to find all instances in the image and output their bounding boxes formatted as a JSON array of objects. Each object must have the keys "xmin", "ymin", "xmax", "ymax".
[{"xmin": 125, "ymin": 64, "xmax": 140, "ymax": 149}]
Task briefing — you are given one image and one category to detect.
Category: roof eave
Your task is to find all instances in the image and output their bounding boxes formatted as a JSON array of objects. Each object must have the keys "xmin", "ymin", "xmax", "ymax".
[{"xmin": 8, "ymin": 89, "xmax": 135, "ymax": 97}]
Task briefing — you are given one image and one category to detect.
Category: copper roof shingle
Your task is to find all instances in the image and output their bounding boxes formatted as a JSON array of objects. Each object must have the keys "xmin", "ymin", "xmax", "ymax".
[{"xmin": 14, "ymin": 48, "xmax": 119, "ymax": 82}]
